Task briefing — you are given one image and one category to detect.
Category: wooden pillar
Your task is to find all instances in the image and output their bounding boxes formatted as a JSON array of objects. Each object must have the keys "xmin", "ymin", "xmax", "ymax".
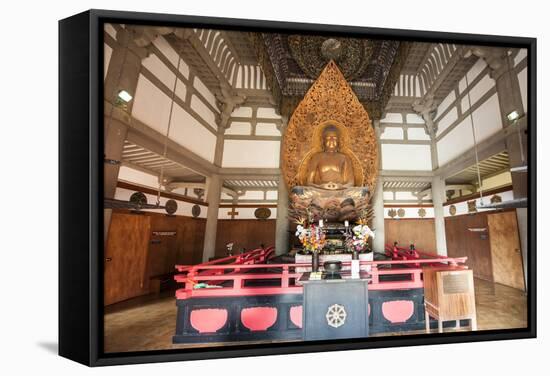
[
  {"xmin": 372, "ymin": 178, "xmax": 385, "ymax": 253},
  {"xmin": 202, "ymin": 174, "xmax": 222, "ymax": 262},
  {"xmin": 275, "ymin": 178, "xmax": 290, "ymax": 255},
  {"xmin": 103, "ymin": 28, "xmax": 144, "ymax": 245},
  {"xmin": 432, "ymin": 176, "xmax": 447, "ymax": 256},
  {"xmin": 372, "ymin": 119, "xmax": 385, "ymax": 253},
  {"xmin": 491, "ymin": 54, "xmax": 528, "ymax": 199},
  {"xmin": 483, "ymin": 49, "xmax": 529, "ymax": 289},
  {"xmin": 275, "ymin": 119, "xmax": 290, "ymax": 255}
]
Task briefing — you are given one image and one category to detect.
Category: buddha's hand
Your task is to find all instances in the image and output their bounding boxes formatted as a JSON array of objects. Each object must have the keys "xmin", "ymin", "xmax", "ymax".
[{"xmin": 320, "ymin": 182, "xmax": 344, "ymax": 190}]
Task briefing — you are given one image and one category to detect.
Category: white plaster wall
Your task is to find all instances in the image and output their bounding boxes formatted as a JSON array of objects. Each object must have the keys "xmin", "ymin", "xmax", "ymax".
[
  {"xmin": 383, "ymin": 191, "xmax": 394, "ymax": 200},
  {"xmin": 380, "ymin": 113, "xmax": 403, "ymax": 123},
  {"xmin": 380, "ymin": 127, "xmax": 404, "ymax": 140},
  {"xmin": 458, "ymin": 76, "xmax": 467, "ymax": 93},
  {"xmin": 132, "ymin": 74, "xmax": 172, "ymax": 135},
  {"xmin": 406, "ymin": 114, "xmax": 425, "ymax": 124},
  {"xmin": 381, "ymin": 144, "xmax": 432, "ymax": 170},
  {"xmin": 169, "ymin": 104, "xmax": 217, "ymax": 163},
  {"xmin": 266, "ymin": 190, "xmax": 278, "ymax": 200},
  {"xmin": 471, "ymin": 93, "xmax": 502, "ymax": 143},
  {"xmin": 222, "ymin": 140, "xmax": 280, "ymax": 168},
  {"xmin": 257, "ymin": 107, "xmax": 281, "ymax": 119},
  {"xmin": 114, "ymin": 187, "xmax": 207, "ymax": 218},
  {"xmin": 437, "ymin": 90, "xmax": 456, "ymax": 116},
  {"xmin": 118, "ymin": 165, "xmax": 159, "ymax": 188},
  {"xmin": 140, "ymin": 53, "xmax": 186, "ymax": 105},
  {"xmin": 190, "ymin": 94, "xmax": 217, "ymax": 130},
  {"xmin": 407, "ymin": 128, "xmax": 431, "ymax": 141},
  {"xmin": 193, "ymin": 76, "xmax": 218, "ymax": 111},
  {"xmin": 256, "ymin": 123, "xmax": 281, "ymax": 136},
  {"xmin": 436, "ymin": 106, "xmax": 458, "ymax": 136},
  {"xmin": 394, "ymin": 191, "xmax": 418, "ymax": 201},
  {"xmin": 240, "ymin": 191, "xmax": 265, "ymax": 200},
  {"xmin": 225, "ymin": 121, "xmax": 252, "ymax": 135},
  {"xmin": 436, "ymin": 116, "xmax": 474, "ymax": 166},
  {"xmin": 142, "ymin": 53, "xmax": 178, "ymax": 90},
  {"xmin": 461, "ymin": 74, "xmax": 495, "ymax": 111},
  {"xmin": 153, "ymin": 36, "xmax": 190, "ymax": 78},
  {"xmin": 231, "ymin": 106, "xmax": 253, "ymax": 118},
  {"xmin": 175, "ymin": 79, "xmax": 187, "ymax": 102},
  {"xmin": 466, "ymin": 57, "xmax": 487, "ymax": 83}
]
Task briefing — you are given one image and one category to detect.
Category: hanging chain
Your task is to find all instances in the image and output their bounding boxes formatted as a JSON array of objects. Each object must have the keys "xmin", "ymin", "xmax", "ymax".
[
  {"xmin": 156, "ymin": 54, "xmax": 183, "ymax": 205},
  {"xmin": 464, "ymin": 70, "xmax": 485, "ymax": 206}
]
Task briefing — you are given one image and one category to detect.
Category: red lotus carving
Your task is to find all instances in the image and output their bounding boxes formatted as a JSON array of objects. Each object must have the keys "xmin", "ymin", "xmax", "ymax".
[
  {"xmin": 382, "ymin": 300, "xmax": 414, "ymax": 323},
  {"xmin": 290, "ymin": 305, "xmax": 303, "ymax": 328},
  {"xmin": 190, "ymin": 308, "xmax": 228, "ymax": 333},
  {"xmin": 241, "ymin": 307, "xmax": 278, "ymax": 331}
]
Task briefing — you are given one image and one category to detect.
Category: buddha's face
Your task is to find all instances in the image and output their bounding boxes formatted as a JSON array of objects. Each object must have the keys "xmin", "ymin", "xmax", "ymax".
[{"xmin": 323, "ymin": 129, "xmax": 339, "ymax": 152}]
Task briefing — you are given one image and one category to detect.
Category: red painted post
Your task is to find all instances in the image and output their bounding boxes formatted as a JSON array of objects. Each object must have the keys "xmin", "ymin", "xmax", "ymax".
[{"xmin": 282, "ymin": 265, "xmax": 289, "ymax": 288}]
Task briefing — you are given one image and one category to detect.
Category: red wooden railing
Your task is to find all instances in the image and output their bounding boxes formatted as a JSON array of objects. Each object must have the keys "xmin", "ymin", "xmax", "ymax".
[
  {"xmin": 176, "ymin": 246, "xmax": 275, "ymax": 273},
  {"xmin": 384, "ymin": 243, "xmax": 454, "ymax": 267},
  {"xmin": 174, "ymin": 253, "xmax": 468, "ymax": 300}
]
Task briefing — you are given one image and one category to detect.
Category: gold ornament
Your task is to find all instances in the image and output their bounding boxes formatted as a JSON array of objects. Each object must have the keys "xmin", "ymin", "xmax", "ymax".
[
  {"xmin": 418, "ymin": 208, "xmax": 426, "ymax": 218},
  {"xmin": 467, "ymin": 200, "xmax": 478, "ymax": 213},
  {"xmin": 397, "ymin": 208, "xmax": 405, "ymax": 218},
  {"xmin": 491, "ymin": 195, "xmax": 502, "ymax": 204},
  {"xmin": 449, "ymin": 205, "xmax": 457, "ymax": 216}
]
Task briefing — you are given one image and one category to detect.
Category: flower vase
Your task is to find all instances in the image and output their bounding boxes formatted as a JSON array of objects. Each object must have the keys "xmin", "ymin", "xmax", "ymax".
[
  {"xmin": 312, "ymin": 251, "xmax": 320, "ymax": 272},
  {"xmin": 351, "ymin": 250, "xmax": 360, "ymax": 278}
]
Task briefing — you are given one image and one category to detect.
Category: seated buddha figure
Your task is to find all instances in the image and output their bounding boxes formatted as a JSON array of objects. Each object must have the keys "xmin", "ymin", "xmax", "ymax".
[
  {"xmin": 306, "ymin": 126, "xmax": 355, "ymax": 190},
  {"xmin": 291, "ymin": 124, "xmax": 368, "ymax": 222}
]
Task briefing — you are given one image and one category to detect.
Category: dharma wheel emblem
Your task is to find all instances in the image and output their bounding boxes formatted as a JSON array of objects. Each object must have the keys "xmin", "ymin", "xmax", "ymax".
[{"xmin": 326, "ymin": 304, "xmax": 347, "ymax": 328}]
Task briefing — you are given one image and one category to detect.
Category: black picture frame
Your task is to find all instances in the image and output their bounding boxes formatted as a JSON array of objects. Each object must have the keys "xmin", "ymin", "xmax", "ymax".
[{"xmin": 59, "ymin": 8, "xmax": 537, "ymax": 367}]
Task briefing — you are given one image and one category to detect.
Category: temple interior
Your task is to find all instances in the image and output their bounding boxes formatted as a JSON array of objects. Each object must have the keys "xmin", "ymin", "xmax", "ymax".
[{"xmin": 102, "ymin": 23, "xmax": 529, "ymax": 353}]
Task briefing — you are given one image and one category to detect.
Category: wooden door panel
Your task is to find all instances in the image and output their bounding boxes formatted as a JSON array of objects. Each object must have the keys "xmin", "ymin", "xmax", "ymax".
[
  {"xmin": 104, "ymin": 213, "xmax": 151, "ymax": 305},
  {"xmin": 148, "ymin": 215, "xmax": 178, "ymax": 277},
  {"xmin": 488, "ymin": 211, "xmax": 525, "ymax": 290},
  {"xmin": 445, "ymin": 214, "xmax": 493, "ymax": 281}
]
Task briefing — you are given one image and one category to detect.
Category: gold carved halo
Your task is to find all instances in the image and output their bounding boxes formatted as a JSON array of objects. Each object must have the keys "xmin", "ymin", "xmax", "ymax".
[{"xmin": 282, "ymin": 60, "xmax": 379, "ymax": 194}]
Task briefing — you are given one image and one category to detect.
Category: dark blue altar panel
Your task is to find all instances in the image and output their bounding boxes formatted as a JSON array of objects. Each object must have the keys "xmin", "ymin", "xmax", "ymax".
[{"xmin": 302, "ymin": 279, "xmax": 369, "ymax": 341}]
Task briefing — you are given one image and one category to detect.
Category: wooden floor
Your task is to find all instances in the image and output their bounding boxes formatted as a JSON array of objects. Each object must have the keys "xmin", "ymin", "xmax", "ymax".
[{"xmin": 104, "ymin": 278, "xmax": 527, "ymax": 353}]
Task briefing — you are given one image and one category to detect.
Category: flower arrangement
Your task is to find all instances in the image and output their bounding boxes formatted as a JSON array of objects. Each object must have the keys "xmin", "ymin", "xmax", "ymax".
[
  {"xmin": 295, "ymin": 219, "xmax": 326, "ymax": 254},
  {"xmin": 346, "ymin": 222, "xmax": 375, "ymax": 253}
]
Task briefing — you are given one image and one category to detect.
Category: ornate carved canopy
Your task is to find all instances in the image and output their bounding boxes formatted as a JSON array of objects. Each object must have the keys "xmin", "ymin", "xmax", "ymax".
[
  {"xmin": 251, "ymin": 33, "xmax": 410, "ymax": 119},
  {"xmin": 282, "ymin": 61, "xmax": 379, "ymax": 193}
]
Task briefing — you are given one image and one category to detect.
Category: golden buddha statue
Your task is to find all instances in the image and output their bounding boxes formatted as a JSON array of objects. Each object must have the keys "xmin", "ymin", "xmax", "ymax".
[
  {"xmin": 305, "ymin": 126, "xmax": 355, "ymax": 190},
  {"xmin": 290, "ymin": 123, "xmax": 369, "ymax": 223}
]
